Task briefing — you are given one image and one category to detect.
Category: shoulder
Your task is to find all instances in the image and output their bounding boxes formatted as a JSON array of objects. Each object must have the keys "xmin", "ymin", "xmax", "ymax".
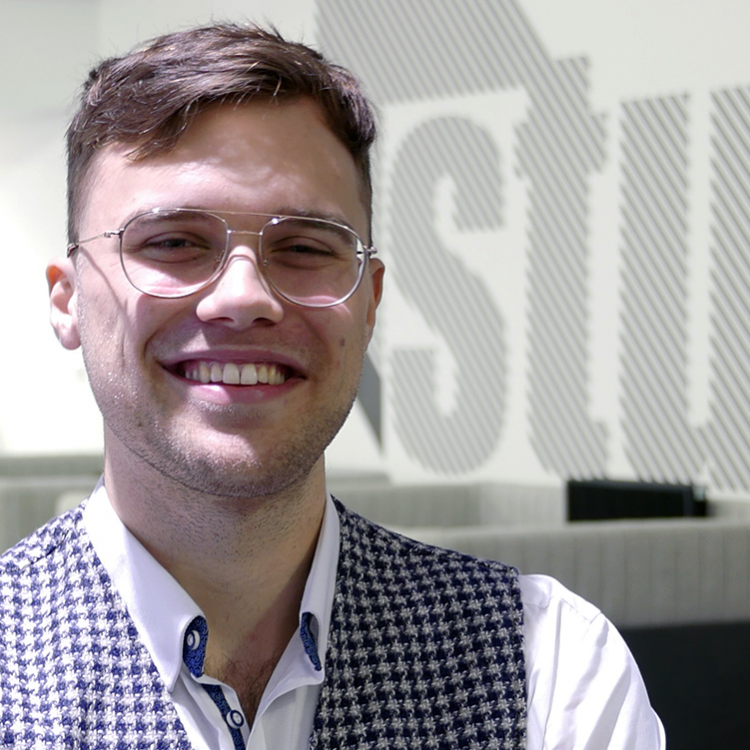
[
  {"xmin": 519, "ymin": 573, "xmax": 666, "ymax": 749},
  {"xmin": 0, "ymin": 504, "xmax": 101, "ymax": 670},
  {"xmin": 332, "ymin": 498, "xmax": 526, "ymax": 654},
  {"xmin": 0, "ymin": 505, "xmax": 87, "ymax": 598},
  {"xmin": 0, "ymin": 505, "xmax": 84, "ymax": 570},
  {"xmin": 519, "ymin": 572, "xmax": 635, "ymax": 669},
  {"xmin": 335, "ymin": 498, "xmax": 521, "ymax": 588},
  {"xmin": 519, "ymin": 573, "xmax": 617, "ymax": 685},
  {"xmin": 520, "ymin": 572, "xmax": 604, "ymax": 628}
]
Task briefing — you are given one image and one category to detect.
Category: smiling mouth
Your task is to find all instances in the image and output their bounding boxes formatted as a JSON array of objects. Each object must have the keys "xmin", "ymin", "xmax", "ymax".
[{"xmin": 181, "ymin": 361, "xmax": 290, "ymax": 386}]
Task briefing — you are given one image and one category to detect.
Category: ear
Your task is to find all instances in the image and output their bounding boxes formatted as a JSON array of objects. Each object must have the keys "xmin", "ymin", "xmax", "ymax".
[
  {"xmin": 47, "ymin": 257, "xmax": 81, "ymax": 350},
  {"xmin": 365, "ymin": 258, "xmax": 385, "ymax": 340}
]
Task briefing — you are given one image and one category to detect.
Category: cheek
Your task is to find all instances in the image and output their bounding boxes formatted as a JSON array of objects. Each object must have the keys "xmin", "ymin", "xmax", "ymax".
[
  {"xmin": 332, "ymin": 337, "xmax": 348, "ymax": 369},
  {"xmin": 78, "ymin": 287, "xmax": 144, "ymax": 372}
]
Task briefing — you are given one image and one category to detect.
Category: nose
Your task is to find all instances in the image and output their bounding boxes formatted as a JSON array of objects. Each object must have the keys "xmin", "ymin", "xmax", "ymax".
[{"xmin": 194, "ymin": 247, "xmax": 284, "ymax": 328}]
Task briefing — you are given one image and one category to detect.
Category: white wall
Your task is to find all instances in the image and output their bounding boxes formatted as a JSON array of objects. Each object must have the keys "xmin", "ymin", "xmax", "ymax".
[{"xmin": 3, "ymin": 0, "xmax": 750, "ymax": 501}]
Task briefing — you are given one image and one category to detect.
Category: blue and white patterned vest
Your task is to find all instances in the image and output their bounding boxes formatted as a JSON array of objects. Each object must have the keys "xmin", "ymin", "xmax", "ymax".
[{"xmin": 0, "ymin": 500, "xmax": 526, "ymax": 748}]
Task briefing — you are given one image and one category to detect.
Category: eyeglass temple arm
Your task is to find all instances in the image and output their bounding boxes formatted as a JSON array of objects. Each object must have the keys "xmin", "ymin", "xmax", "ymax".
[{"xmin": 67, "ymin": 229, "xmax": 123, "ymax": 257}]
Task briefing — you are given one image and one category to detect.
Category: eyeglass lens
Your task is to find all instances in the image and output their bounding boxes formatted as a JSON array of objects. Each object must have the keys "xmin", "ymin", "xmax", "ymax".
[{"xmin": 119, "ymin": 210, "xmax": 365, "ymax": 306}]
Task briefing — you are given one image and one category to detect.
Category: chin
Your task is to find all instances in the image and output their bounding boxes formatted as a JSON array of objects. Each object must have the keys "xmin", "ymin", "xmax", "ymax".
[{"xmin": 128, "ymin": 421, "xmax": 334, "ymax": 502}]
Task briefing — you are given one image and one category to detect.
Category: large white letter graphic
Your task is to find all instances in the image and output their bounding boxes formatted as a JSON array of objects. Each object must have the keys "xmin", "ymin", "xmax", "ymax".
[{"xmin": 390, "ymin": 117, "xmax": 507, "ymax": 473}]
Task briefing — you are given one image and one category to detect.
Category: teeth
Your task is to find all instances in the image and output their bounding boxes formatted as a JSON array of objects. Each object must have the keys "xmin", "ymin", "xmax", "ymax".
[
  {"xmin": 223, "ymin": 363, "xmax": 240, "ymax": 385},
  {"xmin": 240, "ymin": 364, "xmax": 258, "ymax": 385},
  {"xmin": 184, "ymin": 362, "xmax": 288, "ymax": 386}
]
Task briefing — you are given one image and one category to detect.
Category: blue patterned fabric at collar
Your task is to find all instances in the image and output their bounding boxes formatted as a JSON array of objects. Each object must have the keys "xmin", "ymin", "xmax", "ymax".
[
  {"xmin": 299, "ymin": 611, "xmax": 323, "ymax": 671},
  {"xmin": 182, "ymin": 615, "xmax": 209, "ymax": 678}
]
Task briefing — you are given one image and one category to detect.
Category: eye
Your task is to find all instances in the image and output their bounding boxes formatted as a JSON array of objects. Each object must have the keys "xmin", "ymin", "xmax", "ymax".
[
  {"xmin": 122, "ymin": 210, "xmax": 227, "ymax": 262},
  {"xmin": 272, "ymin": 237, "xmax": 337, "ymax": 255},
  {"xmin": 134, "ymin": 233, "xmax": 214, "ymax": 263},
  {"xmin": 265, "ymin": 235, "xmax": 346, "ymax": 270},
  {"xmin": 122, "ymin": 216, "xmax": 223, "ymax": 266}
]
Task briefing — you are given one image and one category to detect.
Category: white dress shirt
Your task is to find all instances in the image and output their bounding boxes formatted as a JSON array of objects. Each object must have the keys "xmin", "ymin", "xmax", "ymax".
[{"xmin": 83, "ymin": 482, "xmax": 665, "ymax": 750}]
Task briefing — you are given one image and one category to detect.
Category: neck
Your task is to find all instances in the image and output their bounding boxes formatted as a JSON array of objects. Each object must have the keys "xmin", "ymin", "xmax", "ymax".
[{"xmin": 102, "ymin": 430, "xmax": 327, "ymax": 688}]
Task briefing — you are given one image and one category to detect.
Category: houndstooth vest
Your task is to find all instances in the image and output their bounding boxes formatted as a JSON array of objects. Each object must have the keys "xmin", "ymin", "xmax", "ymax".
[{"xmin": 0, "ymin": 501, "xmax": 526, "ymax": 749}]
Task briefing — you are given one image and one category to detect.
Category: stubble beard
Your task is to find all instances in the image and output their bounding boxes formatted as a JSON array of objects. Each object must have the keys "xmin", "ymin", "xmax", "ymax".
[
  {"xmin": 87, "ymin": 362, "xmax": 360, "ymax": 503},
  {"xmin": 123, "ymin": 396, "xmax": 357, "ymax": 501}
]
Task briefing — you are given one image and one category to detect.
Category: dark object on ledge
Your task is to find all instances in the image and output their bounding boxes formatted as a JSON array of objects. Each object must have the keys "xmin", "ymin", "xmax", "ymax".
[{"xmin": 567, "ymin": 479, "xmax": 707, "ymax": 521}]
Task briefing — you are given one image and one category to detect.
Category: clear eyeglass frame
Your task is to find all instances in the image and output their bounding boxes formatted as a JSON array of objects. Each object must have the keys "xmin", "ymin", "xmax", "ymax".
[{"xmin": 66, "ymin": 207, "xmax": 378, "ymax": 309}]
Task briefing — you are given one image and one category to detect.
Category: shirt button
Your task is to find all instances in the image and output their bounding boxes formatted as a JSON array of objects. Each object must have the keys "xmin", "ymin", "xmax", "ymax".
[
  {"xmin": 226, "ymin": 710, "xmax": 245, "ymax": 729},
  {"xmin": 185, "ymin": 629, "xmax": 202, "ymax": 650}
]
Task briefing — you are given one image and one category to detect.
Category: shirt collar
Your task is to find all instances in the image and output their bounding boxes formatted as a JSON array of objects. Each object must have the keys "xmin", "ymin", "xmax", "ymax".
[{"xmin": 82, "ymin": 478, "xmax": 340, "ymax": 693}]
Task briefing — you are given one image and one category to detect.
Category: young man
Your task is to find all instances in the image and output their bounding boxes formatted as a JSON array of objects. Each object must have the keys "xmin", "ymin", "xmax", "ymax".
[{"xmin": 0, "ymin": 23, "xmax": 663, "ymax": 749}]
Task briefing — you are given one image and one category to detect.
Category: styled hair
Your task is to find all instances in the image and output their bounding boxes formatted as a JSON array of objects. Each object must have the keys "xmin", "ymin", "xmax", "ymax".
[{"xmin": 66, "ymin": 23, "xmax": 377, "ymax": 241}]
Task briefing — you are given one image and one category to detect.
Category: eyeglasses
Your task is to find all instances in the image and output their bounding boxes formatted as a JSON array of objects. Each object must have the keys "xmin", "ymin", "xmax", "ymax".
[{"xmin": 67, "ymin": 208, "xmax": 377, "ymax": 308}]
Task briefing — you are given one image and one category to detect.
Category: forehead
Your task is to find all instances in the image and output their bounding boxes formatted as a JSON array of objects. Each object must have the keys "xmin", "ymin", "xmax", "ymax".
[{"xmin": 79, "ymin": 99, "xmax": 368, "ymax": 235}]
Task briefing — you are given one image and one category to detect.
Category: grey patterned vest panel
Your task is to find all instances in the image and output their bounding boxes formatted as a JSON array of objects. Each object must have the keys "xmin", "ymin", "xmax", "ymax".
[
  {"xmin": 312, "ymin": 500, "xmax": 527, "ymax": 749},
  {"xmin": 0, "ymin": 501, "xmax": 526, "ymax": 749}
]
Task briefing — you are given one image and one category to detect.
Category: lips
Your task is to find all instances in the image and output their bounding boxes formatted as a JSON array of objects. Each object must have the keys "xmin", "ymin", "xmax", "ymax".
[{"xmin": 181, "ymin": 361, "xmax": 289, "ymax": 385}]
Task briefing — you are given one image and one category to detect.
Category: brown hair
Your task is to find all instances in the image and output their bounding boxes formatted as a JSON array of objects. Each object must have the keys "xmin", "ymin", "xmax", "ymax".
[{"xmin": 66, "ymin": 23, "xmax": 377, "ymax": 241}]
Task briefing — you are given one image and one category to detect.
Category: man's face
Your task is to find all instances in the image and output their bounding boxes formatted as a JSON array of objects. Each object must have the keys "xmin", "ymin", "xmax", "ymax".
[{"xmin": 48, "ymin": 100, "xmax": 383, "ymax": 499}]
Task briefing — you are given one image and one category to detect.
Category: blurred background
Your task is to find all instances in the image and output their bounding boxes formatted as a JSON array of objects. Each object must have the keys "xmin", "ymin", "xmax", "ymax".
[{"xmin": 2, "ymin": 0, "xmax": 750, "ymax": 746}]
